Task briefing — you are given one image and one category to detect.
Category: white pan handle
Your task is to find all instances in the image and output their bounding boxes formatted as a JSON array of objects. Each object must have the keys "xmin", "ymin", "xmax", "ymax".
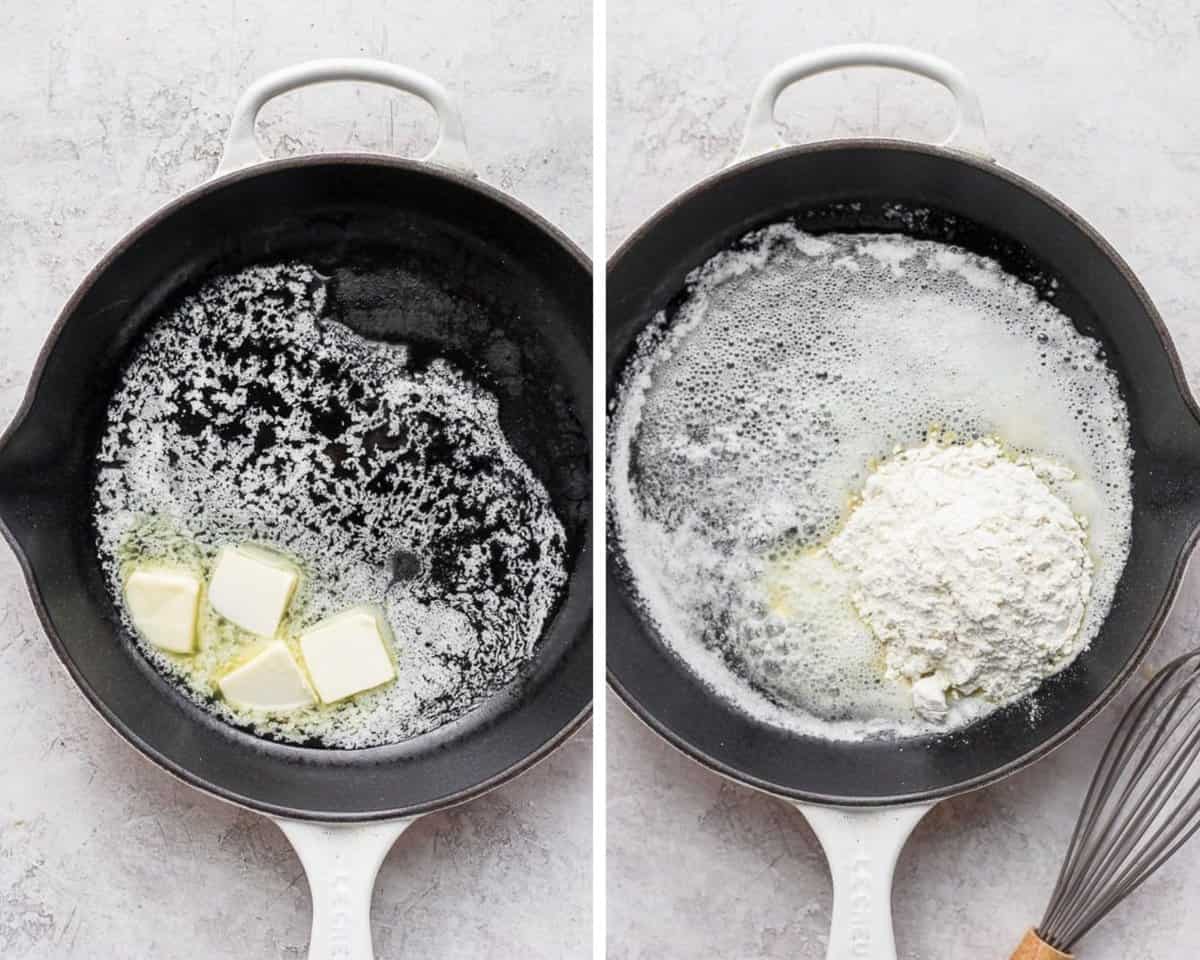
[
  {"xmin": 794, "ymin": 801, "xmax": 936, "ymax": 960},
  {"xmin": 734, "ymin": 44, "xmax": 991, "ymax": 165},
  {"xmin": 275, "ymin": 817, "xmax": 417, "ymax": 960},
  {"xmin": 216, "ymin": 58, "xmax": 473, "ymax": 176}
]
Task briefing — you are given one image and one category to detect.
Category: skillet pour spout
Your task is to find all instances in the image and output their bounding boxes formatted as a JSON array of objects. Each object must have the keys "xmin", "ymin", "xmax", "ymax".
[
  {"xmin": 1125, "ymin": 331, "xmax": 1200, "ymax": 570},
  {"xmin": 0, "ymin": 400, "xmax": 74, "ymax": 564},
  {"xmin": 0, "ymin": 425, "xmax": 25, "ymax": 531},
  {"xmin": 1142, "ymin": 409, "xmax": 1200, "ymax": 550}
]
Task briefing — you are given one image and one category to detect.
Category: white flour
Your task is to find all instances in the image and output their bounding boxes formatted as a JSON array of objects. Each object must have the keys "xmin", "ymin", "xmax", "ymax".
[{"xmin": 824, "ymin": 437, "xmax": 1093, "ymax": 722}]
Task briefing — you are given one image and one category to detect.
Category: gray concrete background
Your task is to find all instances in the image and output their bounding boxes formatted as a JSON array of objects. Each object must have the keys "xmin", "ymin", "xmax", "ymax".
[
  {"xmin": 0, "ymin": 2, "xmax": 591, "ymax": 958},
  {"xmin": 608, "ymin": 1, "xmax": 1200, "ymax": 957}
]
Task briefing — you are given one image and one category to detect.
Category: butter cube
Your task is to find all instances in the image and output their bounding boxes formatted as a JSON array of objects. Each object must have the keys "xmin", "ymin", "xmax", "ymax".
[
  {"xmin": 208, "ymin": 544, "xmax": 299, "ymax": 637},
  {"xmin": 218, "ymin": 640, "xmax": 315, "ymax": 712},
  {"xmin": 124, "ymin": 566, "xmax": 202, "ymax": 654},
  {"xmin": 298, "ymin": 604, "xmax": 397, "ymax": 704}
]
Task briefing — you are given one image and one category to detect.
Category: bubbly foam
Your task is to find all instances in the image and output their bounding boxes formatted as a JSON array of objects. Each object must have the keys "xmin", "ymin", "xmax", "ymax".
[
  {"xmin": 609, "ymin": 225, "xmax": 1133, "ymax": 740},
  {"xmin": 93, "ymin": 262, "xmax": 567, "ymax": 748}
]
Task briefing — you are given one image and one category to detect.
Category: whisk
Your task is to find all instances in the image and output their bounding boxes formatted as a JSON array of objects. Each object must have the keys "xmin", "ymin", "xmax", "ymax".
[{"xmin": 1013, "ymin": 650, "xmax": 1200, "ymax": 959}]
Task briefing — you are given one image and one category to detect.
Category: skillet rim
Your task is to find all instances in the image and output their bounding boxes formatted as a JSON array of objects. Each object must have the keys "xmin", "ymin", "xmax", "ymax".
[
  {"xmin": 0, "ymin": 152, "xmax": 594, "ymax": 821},
  {"xmin": 605, "ymin": 137, "xmax": 1199, "ymax": 807}
]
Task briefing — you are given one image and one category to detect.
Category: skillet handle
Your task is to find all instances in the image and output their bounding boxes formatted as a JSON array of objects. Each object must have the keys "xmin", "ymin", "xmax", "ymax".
[
  {"xmin": 216, "ymin": 58, "xmax": 474, "ymax": 177},
  {"xmin": 794, "ymin": 801, "xmax": 935, "ymax": 960},
  {"xmin": 275, "ymin": 817, "xmax": 417, "ymax": 960},
  {"xmin": 733, "ymin": 44, "xmax": 992, "ymax": 165}
]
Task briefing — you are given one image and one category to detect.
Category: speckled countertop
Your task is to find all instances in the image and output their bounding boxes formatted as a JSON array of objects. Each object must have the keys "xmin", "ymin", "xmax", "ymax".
[
  {"xmin": 0, "ymin": 2, "xmax": 590, "ymax": 957},
  {"xmin": 607, "ymin": 1, "xmax": 1200, "ymax": 957}
]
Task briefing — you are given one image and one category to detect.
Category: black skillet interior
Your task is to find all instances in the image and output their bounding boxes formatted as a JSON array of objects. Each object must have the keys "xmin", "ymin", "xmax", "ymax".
[
  {"xmin": 0, "ymin": 156, "xmax": 592, "ymax": 820},
  {"xmin": 607, "ymin": 141, "xmax": 1200, "ymax": 805}
]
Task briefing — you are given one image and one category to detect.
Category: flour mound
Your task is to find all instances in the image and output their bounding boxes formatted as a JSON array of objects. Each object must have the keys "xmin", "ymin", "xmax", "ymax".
[{"xmin": 827, "ymin": 438, "xmax": 1093, "ymax": 720}]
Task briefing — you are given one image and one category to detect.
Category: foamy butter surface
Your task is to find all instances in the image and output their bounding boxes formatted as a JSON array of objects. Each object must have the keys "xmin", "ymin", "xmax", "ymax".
[
  {"xmin": 609, "ymin": 224, "xmax": 1133, "ymax": 739},
  {"xmin": 93, "ymin": 263, "xmax": 567, "ymax": 747}
]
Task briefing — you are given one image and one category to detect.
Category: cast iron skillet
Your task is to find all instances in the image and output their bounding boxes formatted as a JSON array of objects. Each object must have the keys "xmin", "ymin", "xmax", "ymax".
[
  {"xmin": 607, "ymin": 46, "xmax": 1200, "ymax": 960},
  {"xmin": 0, "ymin": 61, "xmax": 590, "ymax": 960}
]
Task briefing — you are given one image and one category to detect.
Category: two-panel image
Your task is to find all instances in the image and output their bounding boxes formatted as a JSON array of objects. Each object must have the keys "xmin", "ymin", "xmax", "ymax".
[{"xmin": 2, "ymin": 1, "xmax": 1199, "ymax": 958}]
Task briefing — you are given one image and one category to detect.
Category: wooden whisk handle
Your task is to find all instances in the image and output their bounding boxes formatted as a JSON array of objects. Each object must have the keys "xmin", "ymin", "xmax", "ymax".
[{"xmin": 1012, "ymin": 929, "xmax": 1073, "ymax": 960}]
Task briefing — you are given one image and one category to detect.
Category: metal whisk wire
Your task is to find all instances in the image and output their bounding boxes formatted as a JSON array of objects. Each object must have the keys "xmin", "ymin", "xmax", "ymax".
[{"xmin": 1038, "ymin": 650, "xmax": 1200, "ymax": 951}]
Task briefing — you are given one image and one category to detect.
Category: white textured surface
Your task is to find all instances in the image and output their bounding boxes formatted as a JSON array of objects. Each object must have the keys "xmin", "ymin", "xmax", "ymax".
[
  {"xmin": 607, "ymin": 0, "xmax": 1200, "ymax": 957},
  {"xmin": 0, "ymin": 1, "xmax": 590, "ymax": 957}
]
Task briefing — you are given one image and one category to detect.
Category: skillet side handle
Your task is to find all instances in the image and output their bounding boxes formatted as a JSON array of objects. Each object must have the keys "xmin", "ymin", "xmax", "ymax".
[
  {"xmin": 733, "ymin": 44, "xmax": 992, "ymax": 166},
  {"xmin": 276, "ymin": 817, "xmax": 417, "ymax": 960},
  {"xmin": 794, "ymin": 801, "xmax": 935, "ymax": 960},
  {"xmin": 216, "ymin": 58, "xmax": 474, "ymax": 177}
]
